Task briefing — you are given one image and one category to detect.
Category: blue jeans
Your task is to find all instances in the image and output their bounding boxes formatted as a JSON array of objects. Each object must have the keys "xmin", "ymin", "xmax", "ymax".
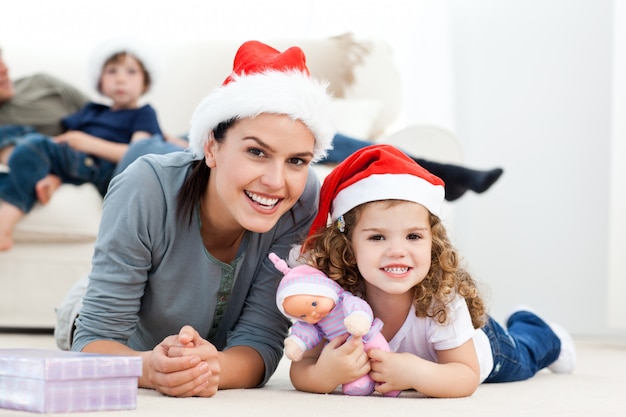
[
  {"xmin": 113, "ymin": 135, "xmax": 182, "ymax": 176},
  {"xmin": 482, "ymin": 311, "xmax": 561, "ymax": 383},
  {"xmin": 0, "ymin": 133, "xmax": 115, "ymax": 212},
  {"xmin": 117, "ymin": 132, "xmax": 427, "ymax": 168},
  {"xmin": 0, "ymin": 125, "xmax": 36, "ymax": 149},
  {"xmin": 322, "ymin": 133, "xmax": 368, "ymax": 163},
  {"xmin": 324, "ymin": 134, "xmax": 443, "ymax": 175}
]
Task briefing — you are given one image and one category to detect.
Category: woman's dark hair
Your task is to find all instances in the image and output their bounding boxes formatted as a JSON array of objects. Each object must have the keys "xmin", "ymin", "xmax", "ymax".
[{"xmin": 176, "ymin": 118, "xmax": 236, "ymax": 226}]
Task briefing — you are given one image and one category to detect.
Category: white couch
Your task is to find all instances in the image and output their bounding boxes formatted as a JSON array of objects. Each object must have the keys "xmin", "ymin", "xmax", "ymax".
[{"xmin": 0, "ymin": 33, "xmax": 462, "ymax": 329}]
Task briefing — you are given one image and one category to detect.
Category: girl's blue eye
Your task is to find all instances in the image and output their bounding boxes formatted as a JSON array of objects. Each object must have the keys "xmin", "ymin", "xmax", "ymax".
[
  {"xmin": 408, "ymin": 233, "xmax": 420, "ymax": 240},
  {"xmin": 370, "ymin": 235, "xmax": 384, "ymax": 241}
]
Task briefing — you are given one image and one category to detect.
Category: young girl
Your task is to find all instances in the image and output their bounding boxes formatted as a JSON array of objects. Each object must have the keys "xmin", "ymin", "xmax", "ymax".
[
  {"xmin": 0, "ymin": 38, "xmax": 161, "ymax": 250},
  {"xmin": 289, "ymin": 144, "xmax": 576, "ymax": 398}
]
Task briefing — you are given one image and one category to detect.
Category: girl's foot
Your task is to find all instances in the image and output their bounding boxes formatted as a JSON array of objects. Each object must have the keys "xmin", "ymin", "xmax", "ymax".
[
  {"xmin": 547, "ymin": 322, "xmax": 577, "ymax": 374},
  {"xmin": 506, "ymin": 304, "xmax": 576, "ymax": 374}
]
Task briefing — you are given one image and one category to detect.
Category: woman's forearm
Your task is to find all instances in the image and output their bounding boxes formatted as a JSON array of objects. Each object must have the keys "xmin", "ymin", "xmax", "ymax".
[{"xmin": 217, "ymin": 346, "xmax": 265, "ymax": 389}]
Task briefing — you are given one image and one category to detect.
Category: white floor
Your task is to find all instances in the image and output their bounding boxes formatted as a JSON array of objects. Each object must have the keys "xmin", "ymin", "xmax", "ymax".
[{"xmin": 1, "ymin": 333, "xmax": 625, "ymax": 417}]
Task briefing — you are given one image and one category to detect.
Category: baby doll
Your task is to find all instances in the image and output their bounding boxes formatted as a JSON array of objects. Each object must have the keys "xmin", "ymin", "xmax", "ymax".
[{"xmin": 270, "ymin": 252, "xmax": 399, "ymax": 396}]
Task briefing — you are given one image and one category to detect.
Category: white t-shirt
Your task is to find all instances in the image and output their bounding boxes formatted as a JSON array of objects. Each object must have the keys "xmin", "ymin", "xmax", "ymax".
[{"xmin": 387, "ymin": 295, "xmax": 494, "ymax": 382}]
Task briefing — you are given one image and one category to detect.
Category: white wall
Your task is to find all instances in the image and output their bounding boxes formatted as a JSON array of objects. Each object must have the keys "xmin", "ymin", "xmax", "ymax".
[
  {"xmin": 1, "ymin": 0, "xmax": 452, "ymax": 126},
  {"xmin": 609, "ymin": 1, "xmax": 626, "ymax": 330},
  {"xmin": 449, "ymin": 0, "xmax": 622, "ymax": 338},
  {"xmin": 2, "ymin": 0, "xmax": 623, "ymax": 338}
]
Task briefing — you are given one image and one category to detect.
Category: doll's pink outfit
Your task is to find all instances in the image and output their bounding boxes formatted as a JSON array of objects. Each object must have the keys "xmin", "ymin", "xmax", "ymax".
[{"xmin": 271, "ymin": 253, "xmax": 399, "ymax": 396}]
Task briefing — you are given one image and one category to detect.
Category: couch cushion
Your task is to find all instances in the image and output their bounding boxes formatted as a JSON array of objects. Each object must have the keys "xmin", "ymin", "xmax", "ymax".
[
  {"xmin": 9, "ymin": 33, "xmax": 403, "ymax": 140},
  {"xmin": 14, "ymin": 184, "xmax": 102, "ymax": 243},
  {"xmin": 330, "ymin": 98, "xmax": 383, "ymax": 139}
]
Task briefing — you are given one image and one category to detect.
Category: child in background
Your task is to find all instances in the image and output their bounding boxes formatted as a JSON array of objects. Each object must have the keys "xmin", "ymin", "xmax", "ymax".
[
  {"xmin": 0, "ymin": 38, "xmax": 162, "ymax": 250},
  {"xmin": 289, "ymin": 144, "xmax": 576, "ymax": 398}
]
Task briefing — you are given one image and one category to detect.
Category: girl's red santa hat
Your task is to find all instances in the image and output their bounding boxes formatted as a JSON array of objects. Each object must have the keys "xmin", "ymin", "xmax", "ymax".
[
  {"xmin": 188, "ymin": 40, "xmax": 335, "ymax": 162},
  {"xmin": 308, "ymin": 144, "xmax": 446, "ymax": 236}
]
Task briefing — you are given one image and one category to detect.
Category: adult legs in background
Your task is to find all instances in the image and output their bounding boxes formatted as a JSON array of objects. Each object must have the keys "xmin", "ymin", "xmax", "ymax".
[
  {"xmin": 116, "ymin": 133, "xmax": 504, "ymax": 201},
  {"xmin": 415, "ymin": 159, "xmax": 503, "ymax": 201},
  {"xmin": 326, "ymin": 133, "xmax": 503, "ymax": 201},
  {"xmin": 113, "ymin": 135, "xmax": 183, "ymax": 176}
]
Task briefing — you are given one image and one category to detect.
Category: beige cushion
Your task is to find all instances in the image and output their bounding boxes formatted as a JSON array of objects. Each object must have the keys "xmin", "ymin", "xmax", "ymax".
[
  {"xmin": 14, "ymin": 184, "xmax": 102, "ymax": 243},
  {"xmin": 330, "ymin": 98, "xmax": 383, "ymax": 139}
]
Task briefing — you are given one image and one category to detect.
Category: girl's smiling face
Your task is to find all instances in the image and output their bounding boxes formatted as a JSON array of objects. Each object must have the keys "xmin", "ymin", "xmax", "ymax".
[
  {"xmin": 204, "ymin": 113, "xmax": 316, "ymax": 233},
  {"xmin": 350, "ymin": 200, "xmax": 433, "ymax": 298}
]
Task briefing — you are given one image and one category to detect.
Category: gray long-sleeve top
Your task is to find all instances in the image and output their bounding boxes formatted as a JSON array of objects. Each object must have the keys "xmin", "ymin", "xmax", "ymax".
[{"xmin": 72, "ymin": 150, "xmax": 320, "ymax": 386}]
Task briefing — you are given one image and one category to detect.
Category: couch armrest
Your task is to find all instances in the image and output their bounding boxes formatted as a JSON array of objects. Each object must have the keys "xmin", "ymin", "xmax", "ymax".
[{"xmin": 380, "ymin": 124, "xmax": 464, "ymax": 165}]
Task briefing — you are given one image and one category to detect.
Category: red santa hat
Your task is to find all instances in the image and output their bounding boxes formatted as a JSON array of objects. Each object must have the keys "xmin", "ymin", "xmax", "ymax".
[
  {"xmin": 188, "ymin": 40, "xmax": 335, "ymax": 162},
  {"xmin": 308, "ymin": 144, "xmax": 446, "ymax": 237},
  {"xmin": 87, "ymin": 37, "xmax": 159, "ymax": 93}
]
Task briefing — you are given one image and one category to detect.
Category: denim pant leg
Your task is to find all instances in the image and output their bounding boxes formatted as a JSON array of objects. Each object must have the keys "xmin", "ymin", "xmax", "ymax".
[
  {"xmin": 482, "ymin": 312, "xmax": 561, "ymax": 383},
  {"xmin": 323, "ymin": 133, "xmax": 427, "ymax": 167},
  {"xmin": 0, "ymin": 125, "xmax": 35, "ymax": 150},
  {"xmin": 0, "ymin": 134, "xmax": 112, "ymax": 211},
  {"xmin": 0, "ymin": 134, "xmax": 54, "ymax": 212},
  {"xmin": 113, "ymin": 135, "xmax": 181, "ymax": 177},
  {"xmin": 322, "ymin": 134, "xmax": 371, "ymax": 164}
]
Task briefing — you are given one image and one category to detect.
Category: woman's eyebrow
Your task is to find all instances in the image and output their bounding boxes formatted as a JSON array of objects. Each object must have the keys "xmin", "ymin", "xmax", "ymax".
[{"xmin": 244, "ymin": 136, "xmax": 314, "ymax": 158}]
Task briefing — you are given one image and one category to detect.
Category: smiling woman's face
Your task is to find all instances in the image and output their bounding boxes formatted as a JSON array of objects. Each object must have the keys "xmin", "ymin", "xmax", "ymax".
[{"xmin": 203, "ymin": 113, "xmax": 316, "ymax": 233}]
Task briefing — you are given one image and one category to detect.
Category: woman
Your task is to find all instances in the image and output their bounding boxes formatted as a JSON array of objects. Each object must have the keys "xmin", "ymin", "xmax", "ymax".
[{"xmin": 66, "ymin": 40, "xmax": 335, "ymax": 398}]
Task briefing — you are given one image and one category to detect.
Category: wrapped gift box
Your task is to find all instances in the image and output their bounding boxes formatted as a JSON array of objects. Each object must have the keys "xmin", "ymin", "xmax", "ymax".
[{"xmin": 0, "ymin": 349, "xmax": 142, "ymax": 413}]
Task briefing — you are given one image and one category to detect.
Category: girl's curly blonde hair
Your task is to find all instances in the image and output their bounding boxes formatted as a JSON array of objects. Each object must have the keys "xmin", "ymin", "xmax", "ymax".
[{"xmin": 303, "ymin": 200, "xmax": 486, "ymax": 329}]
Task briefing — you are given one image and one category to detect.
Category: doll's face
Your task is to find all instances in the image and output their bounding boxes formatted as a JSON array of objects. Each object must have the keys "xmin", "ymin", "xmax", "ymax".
[{"xmin": 282, "ymin": 294, "xmax": 335, "ymax": 324}]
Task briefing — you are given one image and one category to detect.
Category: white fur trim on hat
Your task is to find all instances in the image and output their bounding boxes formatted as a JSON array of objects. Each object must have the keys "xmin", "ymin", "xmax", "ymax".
[
  {"xmin": 188, "ymin": 70, "xmax": 335, "ymax": 163},
  {"xmin": 331, "ymin": 173, "xmax": 445, "ymax": 218},
  {"xmin": 87, "ymin": 37, "xmax": 160, "ymax": 93}
]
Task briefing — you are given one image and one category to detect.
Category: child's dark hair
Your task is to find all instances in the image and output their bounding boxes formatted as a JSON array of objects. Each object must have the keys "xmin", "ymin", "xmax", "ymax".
[{"xmin": 304, "ymin": 199, "xmax": 487, "ymax": 329}]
